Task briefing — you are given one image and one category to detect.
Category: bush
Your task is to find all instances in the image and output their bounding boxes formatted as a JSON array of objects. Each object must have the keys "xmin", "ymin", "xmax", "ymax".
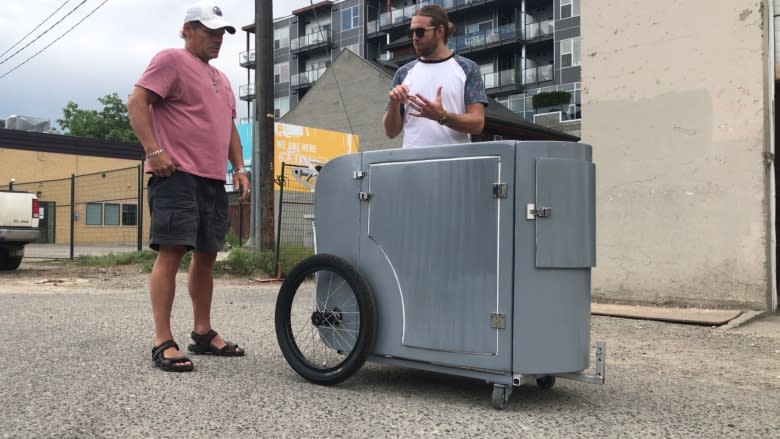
[
  {"xmin": 64, "ymin": 243, "xmax": 314, "ymax": 278},
  {"xmin": 532, "ymin": 91, "xmax": 572, "ymax": 109}
]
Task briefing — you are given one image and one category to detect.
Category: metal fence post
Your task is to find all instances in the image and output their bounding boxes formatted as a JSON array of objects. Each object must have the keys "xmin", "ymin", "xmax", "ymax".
[
  {"xmin": 69, "ymin": 174, "xmax": 75, "ymax": 260},
  {"xmin": 137, "ymin": 164, "xmax": 143, "ymax": 251},
  {"xmin": 274, "ymin": 162, "xmax": 286, "ymax": 277}
]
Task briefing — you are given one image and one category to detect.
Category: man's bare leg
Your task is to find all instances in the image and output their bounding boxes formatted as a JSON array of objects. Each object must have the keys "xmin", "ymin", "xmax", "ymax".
[
  {"xmin": 150, "ymin": 244, "xmax": 191, "ymax": 365},
  {"xmin": 188, "ymin": 250, "xmax": 229, "ymax": 350}
]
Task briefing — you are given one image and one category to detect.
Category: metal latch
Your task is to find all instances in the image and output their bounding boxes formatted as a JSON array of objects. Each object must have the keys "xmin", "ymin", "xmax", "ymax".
[
  {"xmin": 353, "ymin": 171, "xmax": 367, "ymax": 179},
  {"xmin": 492, "ymin": 183, "xmax": 507, "ymax": 199},
  {"xmin": 490, "ymin": 313, "xmax": 506, "ymax": 329},
  {"xmin": 526, "ymin": 203, "xmax": 551, "ymax": 220},
  {"xmin": 359, "ymin": 192, "xmax": 372, "ymax": 201}
]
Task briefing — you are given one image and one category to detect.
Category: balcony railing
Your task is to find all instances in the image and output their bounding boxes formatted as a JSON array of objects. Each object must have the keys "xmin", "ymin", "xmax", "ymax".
[
  {"xmin": 522, "ymin": 65, "xmax": 554, "ymax": 85},
  {"xmin": 239, "ymin": 50, "xmax": 255, "ymax": 68},
  {"xmin": 482, "ymin": 68, "xmax": 519, "ymax": 89},
  {"xmin": 290, "ymin": 67, "xmax": 328, "ymax": 89},
  {"xmin": 525, "ymin": 19, "xmax": 554, "ymax": 40},
  {"xmin": 448, "ymin": 23, "xmax": 522, "ymax": 52},
  {"xmin": 291, "ymin": 27, "xmax": 332, "ymax": 53},
  {"xmin": 239, "ymin": 83, "xmax": 255, "ymax": 101},
  {"xmin": 378, "ymin": 0, "xmax": 494, "ymax": 28}
]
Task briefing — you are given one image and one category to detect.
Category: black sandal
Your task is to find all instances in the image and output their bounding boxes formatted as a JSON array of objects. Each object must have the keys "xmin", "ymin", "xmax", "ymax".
[
  {"xmin": 152, "ymin": 340, "xmax": 194, "ymax": 372},
  {"xmin": 188, "ymin": 329, "xmax": 245, "ymax": 356}
]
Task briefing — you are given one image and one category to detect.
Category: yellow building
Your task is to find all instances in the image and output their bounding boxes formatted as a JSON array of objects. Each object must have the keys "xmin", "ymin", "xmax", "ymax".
[{"xmin": 0, "ymin": 129, "xmax": 146, "ymax": 245}]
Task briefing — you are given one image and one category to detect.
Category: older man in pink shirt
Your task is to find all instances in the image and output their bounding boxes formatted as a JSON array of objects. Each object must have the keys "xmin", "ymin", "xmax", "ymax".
[{"xmin": 128, "ymin": 1, "xmax": 250, "ymax": 372}]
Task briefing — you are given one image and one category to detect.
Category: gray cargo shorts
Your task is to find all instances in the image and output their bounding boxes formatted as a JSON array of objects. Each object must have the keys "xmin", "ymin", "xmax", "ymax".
[{"xmin": 147, "ymin": 171, "xmax": 228, "ymax": 253}]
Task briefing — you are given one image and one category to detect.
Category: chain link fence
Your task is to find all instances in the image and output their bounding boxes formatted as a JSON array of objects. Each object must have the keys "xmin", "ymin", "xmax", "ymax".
[
  {"xmin": 2, "ymin": 166, "xmax": 146, "ymax": 259},
  {"xmin": 5, "ymin": 164, "xmax": 318, "ymax": 273},
  {"xmin": 274, "ymin": 163, "xmax": 316, "ymax": 275}
]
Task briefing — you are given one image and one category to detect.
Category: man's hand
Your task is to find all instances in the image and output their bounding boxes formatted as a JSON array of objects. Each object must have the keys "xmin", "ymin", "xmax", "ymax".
[
  {"xmin": 148, "ymin": 152, "xmax": 176, "ymax": 177},
  {"xmin": 233, "ymin": 172, "xmax": 251, "ymax": 201},
  {"xmin": 406, "ymin": 86, "xmax": 446, "ymax": 122},
  {"xmin": 388, "ymin": 84, "xmax": 411, "ymax": 105}
]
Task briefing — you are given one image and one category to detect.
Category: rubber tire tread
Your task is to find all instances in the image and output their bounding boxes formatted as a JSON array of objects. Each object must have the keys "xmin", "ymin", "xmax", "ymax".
[
  {"xmin": 275, "ymin": 253, "xmax": 377, "ymax": 386},
  {"xmin": 0, "ymin": 248, "xmax": 22, "ymax": 270}
]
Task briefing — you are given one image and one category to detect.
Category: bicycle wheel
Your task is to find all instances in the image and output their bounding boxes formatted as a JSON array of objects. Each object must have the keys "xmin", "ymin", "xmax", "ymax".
[{"xmin": 275, "ymin": 254, "xmax": 377, "ymax": 385}]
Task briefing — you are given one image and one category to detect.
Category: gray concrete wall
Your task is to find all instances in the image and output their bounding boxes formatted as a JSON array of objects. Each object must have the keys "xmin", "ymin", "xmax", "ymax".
[
  {"xmin": 281, "ymin": 49, "xmax": 400, "ymax": 152},
  {"xmin": 582, "ymin": 0, "xmax": 772, "ymax": 309}
]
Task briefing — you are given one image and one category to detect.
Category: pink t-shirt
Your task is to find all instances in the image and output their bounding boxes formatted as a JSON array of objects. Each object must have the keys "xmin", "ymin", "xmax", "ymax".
[{"xmin": 136, "ymin": 48, "xmax": 236, "ymax": 181}]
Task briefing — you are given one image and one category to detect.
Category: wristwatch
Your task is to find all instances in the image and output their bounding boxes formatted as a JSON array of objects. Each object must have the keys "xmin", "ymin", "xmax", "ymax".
[{"xmin": 438, "ymin": 113, "xmax": 449, "ymax": 126}]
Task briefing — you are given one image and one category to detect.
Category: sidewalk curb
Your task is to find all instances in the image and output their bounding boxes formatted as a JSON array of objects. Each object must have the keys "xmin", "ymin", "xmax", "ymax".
[{"xmin": 716, "ymin": 310, "xmax": 767, "ymax": 331}]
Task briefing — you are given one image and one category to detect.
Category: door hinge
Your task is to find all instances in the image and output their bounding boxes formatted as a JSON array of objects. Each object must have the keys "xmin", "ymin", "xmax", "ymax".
[
  {"xmin": 526, "ymin": 203, "xmax": 551, "ymax": 220},
  {"xmin": 490, "ymin": 313, "xmax": 506, "ymax": 329},
  {"xmin": 492, "ymin": 183, "xmax": 508, "ymax": 199},
  {"xmin": 359, "ymin": 192, "xmax": 372, "ymax": 201},
  {"xmin": 353, "ymin": 171, "xmax": 367, "ymax": 179}
]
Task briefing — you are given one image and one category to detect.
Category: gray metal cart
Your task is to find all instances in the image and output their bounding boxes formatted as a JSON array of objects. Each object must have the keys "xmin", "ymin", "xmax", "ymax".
[{"xmin": 275, "ymin": 140, "xmax": 605, "ymax": 409}]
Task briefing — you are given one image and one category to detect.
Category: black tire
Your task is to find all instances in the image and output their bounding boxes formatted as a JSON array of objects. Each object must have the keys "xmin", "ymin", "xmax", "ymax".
[
  {"xmin": 275, "ymin": 254, "xmax": 377, "ymax": 385},
  {"xmin": 0, "ymin": 248, "xmax": 22, "ymax": 271},
  {"xmin": 536, "ymin": 375, "xmax": 556, "ymax": 389}
]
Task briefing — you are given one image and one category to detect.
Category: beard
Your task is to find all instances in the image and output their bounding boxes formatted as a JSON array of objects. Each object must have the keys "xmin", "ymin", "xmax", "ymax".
[{"xmin": 414, "ymin": 39, "xmax": 437, "ymax": 58}]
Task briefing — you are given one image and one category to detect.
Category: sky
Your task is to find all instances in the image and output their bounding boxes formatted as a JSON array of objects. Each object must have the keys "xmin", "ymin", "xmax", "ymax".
[{"xmin": 0, "ymin": 0, "xmax": 313, "ymax": 130}]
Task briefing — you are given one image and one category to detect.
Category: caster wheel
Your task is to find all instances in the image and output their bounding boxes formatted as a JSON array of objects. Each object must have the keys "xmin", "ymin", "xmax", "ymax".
[
  {"xmin": 491, "ymin": 385, "xmax": 509, "ymax": 410},
  {"xmin": 536, "ymin": 375, "xmax": 556, "ymax": 389}
]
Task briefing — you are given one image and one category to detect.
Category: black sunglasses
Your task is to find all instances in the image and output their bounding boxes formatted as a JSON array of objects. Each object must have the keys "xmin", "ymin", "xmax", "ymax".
[{"xmin": 408, "ymin": 26, "xmax": 438, "ymax": 39}]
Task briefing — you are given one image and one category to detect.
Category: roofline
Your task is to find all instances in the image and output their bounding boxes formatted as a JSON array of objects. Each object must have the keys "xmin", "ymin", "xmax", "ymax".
[{"xmin": 0, "ymin": 128, "xmax": 144, "ymax": 161}]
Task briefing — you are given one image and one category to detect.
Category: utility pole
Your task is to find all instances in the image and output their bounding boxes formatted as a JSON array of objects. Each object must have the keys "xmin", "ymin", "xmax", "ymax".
[{"xmin": 252, "ymin": 0, "xmax": 275, "ymax": 251}]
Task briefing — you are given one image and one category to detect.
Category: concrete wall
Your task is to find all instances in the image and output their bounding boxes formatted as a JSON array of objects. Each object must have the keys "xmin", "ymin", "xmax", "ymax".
[
  {"xmin": 582, "ymin": 0, "xmax": 771, "ymax": 309},
  {"xmin": 281, "ymin": 49, "xmax": 400, "ymax": 151}
]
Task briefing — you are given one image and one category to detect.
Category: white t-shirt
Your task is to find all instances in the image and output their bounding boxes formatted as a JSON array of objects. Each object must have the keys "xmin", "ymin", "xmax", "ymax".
[{"xmin": 390, "ymin": 53, "xmax": 488, "ymax": 148}]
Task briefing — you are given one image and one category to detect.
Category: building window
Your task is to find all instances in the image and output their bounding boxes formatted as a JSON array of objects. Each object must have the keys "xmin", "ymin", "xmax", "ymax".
[
  {"xmin": 274, "ymin": 62, "xmax": 290, "ymax": 84},
  {"xmin": 560, "ymin": 37, "xmax": 580, "ymax": 68},
  {"xmin": 274, "ymin": 96, "xmax": 290, "ymax": 119},
  {"xmin": 560, "ymin": 0, "xmax": 580, "ymax": 19},
  {"xmin": 341, "ymin": 6, "xmax": 359, "ymax": 31},
  {"xmin": 104, "ymin": 203, "xmax": 120, "ymax": 226},
  {"xmin": 274, "ymin": 26, "xmax": 289, "ymax": 49},
  {"xmin": 85, "ymin": 202, "xmax": 138, "ymax": 226},
  {"xmin": 122, "ymin": 204, "xmax": 138, "ymax": 226},
  {"xmin": 86, "ymin": 203, "xmax": 102, "ymax": 225}
]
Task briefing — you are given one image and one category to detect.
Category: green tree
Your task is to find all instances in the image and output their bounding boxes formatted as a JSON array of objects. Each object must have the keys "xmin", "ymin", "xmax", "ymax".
[{"xmin": 57, "ymin": 93, "xmax": 138, "ymax": 143}]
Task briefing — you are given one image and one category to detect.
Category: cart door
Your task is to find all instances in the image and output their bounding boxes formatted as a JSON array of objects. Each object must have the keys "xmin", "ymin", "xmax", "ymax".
[
  {"xmin": 535, "ymin": 158, "xmax": 596, "ymax": 268},
  {"xmin": 366, "ymin": 155, "xmax": 504, "ymax": 355}
]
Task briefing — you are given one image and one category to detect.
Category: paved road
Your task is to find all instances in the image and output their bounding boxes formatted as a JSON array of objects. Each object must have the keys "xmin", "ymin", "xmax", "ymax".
[{"xmin": 0, "ymin": 266, "xmax": 778, "ymax": 438}]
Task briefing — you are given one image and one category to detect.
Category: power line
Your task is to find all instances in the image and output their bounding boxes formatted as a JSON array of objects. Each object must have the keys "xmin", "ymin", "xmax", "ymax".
[
  {"xmin": 0, "ymin": 0, "xmax": 88, "ymax": 66},
  {"xmin": 0, "ymin": 0, "xmax": 109, "ymax": 79},
  {"xmin": 0, "ymin": 0, "xmax": 74, "ymax": 60}
]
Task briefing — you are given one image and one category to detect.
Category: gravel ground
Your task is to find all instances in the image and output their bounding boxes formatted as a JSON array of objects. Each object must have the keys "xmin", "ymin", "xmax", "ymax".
[{"xmin": 0, "ymin": 262, "xmax": 778, "ymax": 438}]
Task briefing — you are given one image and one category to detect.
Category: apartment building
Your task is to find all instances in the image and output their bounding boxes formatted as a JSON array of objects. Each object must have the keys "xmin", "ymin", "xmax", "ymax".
[{"xmin": 238, "ymin": 0, "xmax": 581, "ymax": 129}]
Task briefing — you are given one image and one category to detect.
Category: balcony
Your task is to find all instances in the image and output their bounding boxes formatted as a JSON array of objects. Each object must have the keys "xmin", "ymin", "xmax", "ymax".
[
  {"xmin": 239, "ymin": 50, "xmax": 255, "ymax": 68},
  {"xmin": 377, "ymin": 45, "xmax": 416, "ymax": 65},
  {"xmin": 290, "ymin": 67, "xmax": 328, "ymax": 90},
  {"xmin": 378, "ymin": 0, "xmax": 496, "ymax": 30},
  {"xmin": 482, "ymin": 68, "xmax": 519, "ymax": 91},
  {"xmin": 448, "ymin": 23, "xmax": 522, "ymax": 54},
  {"xmin": 522, "ymin": 65, "xmax": 554, "ymax": 85},
  {"xmin": 239, "ymin": 83, "xmax": 255, "ymax": 101},
  {"xmin": 291, "ymin": 27, "xmax": 332, "ymax": 54},
  {"xmin": 525, "ymin": 18, "xmax": 554, "ymax": 40}
]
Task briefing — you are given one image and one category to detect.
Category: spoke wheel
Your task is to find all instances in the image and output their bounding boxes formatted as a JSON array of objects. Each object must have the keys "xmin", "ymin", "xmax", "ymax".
[{"xmin": 275, "ymin": 254, "xmax": 377, "ymax": 385}]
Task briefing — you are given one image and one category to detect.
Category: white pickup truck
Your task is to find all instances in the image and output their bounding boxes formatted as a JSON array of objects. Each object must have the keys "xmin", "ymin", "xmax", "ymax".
[{"xmin": 0, "ymin": 190, "xmax": 40, "ymax": 270}]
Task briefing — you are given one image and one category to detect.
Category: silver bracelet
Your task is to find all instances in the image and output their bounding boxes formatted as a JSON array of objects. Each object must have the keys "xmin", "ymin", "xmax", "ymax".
[
  {"xmin": 234, "ymin": 167, "xmax": 247, "ymax": 174},
  {"xmin": 145, "ymin": 148, "xmax": 164, "ymax": 159}
]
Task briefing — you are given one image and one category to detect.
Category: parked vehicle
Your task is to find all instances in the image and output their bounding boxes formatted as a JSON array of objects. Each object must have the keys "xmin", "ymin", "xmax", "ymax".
[{"xmin": 0, "ymin": 190, "xmax": 40, "ymax": 270}]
